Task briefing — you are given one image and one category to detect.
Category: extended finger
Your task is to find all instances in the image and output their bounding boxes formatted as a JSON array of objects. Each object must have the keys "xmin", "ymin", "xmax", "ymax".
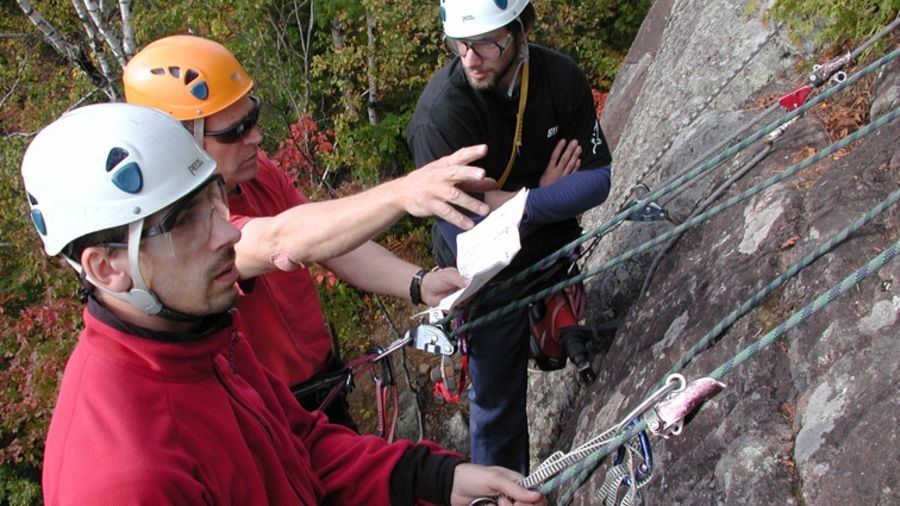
[
  {"xmin": 549, "ymin": 139, "xmax": 567, "ymax": 166},
  {"xmin": 440, "ymin": 144, "xmax": 488, "ymax": 167},
  {"xmin": 425, "ymin": 197, "xmax": 483, "ymax": 229},
  {"xmin": 446, "ymin": 190, "xmax": 490, "ymax": 217},
  {"xmin": 458, "ymin": 177, "xmax": 499, "ymax": 193}
]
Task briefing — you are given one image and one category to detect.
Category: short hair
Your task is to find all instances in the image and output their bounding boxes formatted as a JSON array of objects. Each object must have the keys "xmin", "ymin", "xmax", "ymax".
[{"xmin": 61, "ymin": 225, "xmax": 127, "ymax": 263}]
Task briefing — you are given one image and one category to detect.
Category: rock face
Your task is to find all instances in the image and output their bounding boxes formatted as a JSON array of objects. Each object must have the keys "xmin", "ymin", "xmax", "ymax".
[{"xmin": 524, "ymin": 1, "xmax": 899, "ymax": 505}]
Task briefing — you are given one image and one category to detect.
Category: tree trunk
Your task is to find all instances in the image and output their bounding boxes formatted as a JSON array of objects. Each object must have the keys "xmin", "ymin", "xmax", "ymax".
[{"xmin": 365, "ymin": 8, "xmax": 378, "ymax": 126}]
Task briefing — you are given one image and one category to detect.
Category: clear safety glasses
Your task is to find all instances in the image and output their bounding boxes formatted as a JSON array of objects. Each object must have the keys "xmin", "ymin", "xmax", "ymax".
[
  {"xmin": 444, "ymin": 33, "xmax": 513, "ymax": 60},
  {"xmin": 106, "ymin": 175, "xmax": 230, "ymax": 257}
]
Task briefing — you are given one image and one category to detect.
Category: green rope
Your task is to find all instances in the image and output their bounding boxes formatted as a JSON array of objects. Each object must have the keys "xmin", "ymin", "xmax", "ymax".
[
  {"xmin": 708, "ymin": 238, "xmax": 900, "ymax": 381},
  {"xmin": 437, "ymin": 46, "xmax": 900, "ymax": 330},
  {"xmin": 449, "ymin": 105, "xmax": 900, "ymax": 338},
  {"xmin": 657, "ymin": 186, "xmax": 900, "ymax": 388},
  {"xmin": 545, "ymin": 237, "xmax": 900, "ymax": 502}
]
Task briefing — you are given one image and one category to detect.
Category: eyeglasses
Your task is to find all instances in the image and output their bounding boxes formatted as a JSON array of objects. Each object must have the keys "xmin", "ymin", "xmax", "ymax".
[
  {"xmin": 445, "ymin": 33, "xmax": 514, "ymax": 60},
  {"xmin": 142, "ymin": 174, "xmax": 230, "ymax": 245},
  {"xmin": 204, "ymin": 95, "xmax": 261, "ymax": 144},
  {"xmin": 102, "ymin": 175, "xmax": 231, "ymax": 257}
]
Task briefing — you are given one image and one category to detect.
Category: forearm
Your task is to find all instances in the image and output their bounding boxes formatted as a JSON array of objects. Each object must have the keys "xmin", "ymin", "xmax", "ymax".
[
  {"xmin": 524, "ymin": 166, "xmax": 611, "ymax": 224},
  {"xmin": 320, "ymin": 241, "xmax": 419, "ymax": 300},
  {"xmin": 235, "ymin": 181, "xmax": 414, "ymax": 279}
]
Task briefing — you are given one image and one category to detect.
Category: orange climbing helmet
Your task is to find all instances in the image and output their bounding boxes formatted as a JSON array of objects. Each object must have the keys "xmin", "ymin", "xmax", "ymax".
[{"xmin": 123, "ymin": 35, "xmax": 253, "ymax": 121}]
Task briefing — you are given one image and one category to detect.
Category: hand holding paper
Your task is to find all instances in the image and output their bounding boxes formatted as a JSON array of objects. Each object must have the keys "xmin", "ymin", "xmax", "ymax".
[{"xmin": 437, "ymin": 189, "xmax": 529, "ymax": 310}]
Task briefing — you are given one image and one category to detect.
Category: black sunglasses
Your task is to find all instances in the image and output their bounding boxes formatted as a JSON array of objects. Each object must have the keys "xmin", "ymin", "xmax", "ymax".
[{"xmin": 204, "ymin": 95, "xmax": 261, "ymax": 144}]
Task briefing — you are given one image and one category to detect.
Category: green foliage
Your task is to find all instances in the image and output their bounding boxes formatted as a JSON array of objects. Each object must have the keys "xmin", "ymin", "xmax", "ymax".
[
  {"xmin": 534, "ymin": 0, "xmax": 652, "ymax": 88},
  {"xmin": 771, "ymin": 0, "xmax": 899, "ymax": 51},
  {"xmin": 0, "ymin": 465, "xmax": 42, "ymax": 506}
]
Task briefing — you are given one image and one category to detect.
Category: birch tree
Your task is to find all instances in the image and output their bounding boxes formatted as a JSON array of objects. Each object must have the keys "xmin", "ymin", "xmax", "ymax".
[{"xmin": 15, "ymin": 0, "xmax": 137, "ymax": 100}]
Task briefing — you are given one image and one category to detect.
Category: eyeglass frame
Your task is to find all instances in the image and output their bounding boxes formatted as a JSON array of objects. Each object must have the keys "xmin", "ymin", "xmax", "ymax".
[
  {"xmin": 103, "ymin": 174, "xmax": 230, "ymax": 249},
  {"xmin": 204, "ymin": 95, "xmax": 261, "ymax": 144},
  {"xmin": 444, "ymin": 33, "xmax": 515, "ymax": 61}
]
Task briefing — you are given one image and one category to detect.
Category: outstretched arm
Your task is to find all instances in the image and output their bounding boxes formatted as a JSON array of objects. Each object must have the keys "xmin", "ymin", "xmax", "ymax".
[
  {"xmin": 236, "ymin": 145, "xmax": 495, "ymax": 279},
  {"xmin": 321, "ymin": 241, "xmax": 468, "ymax": 306}
]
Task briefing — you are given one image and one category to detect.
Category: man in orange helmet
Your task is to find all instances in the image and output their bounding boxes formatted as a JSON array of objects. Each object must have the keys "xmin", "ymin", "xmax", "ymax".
[{"xmin": 124, "ymin": 35, "xmax": 496, "ymax": 429}]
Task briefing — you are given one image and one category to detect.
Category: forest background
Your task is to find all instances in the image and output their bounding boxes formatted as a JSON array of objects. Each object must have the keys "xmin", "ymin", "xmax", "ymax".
[{"xmin": 0, "ymin": 0, "xmax": 891, "ymax": 503}]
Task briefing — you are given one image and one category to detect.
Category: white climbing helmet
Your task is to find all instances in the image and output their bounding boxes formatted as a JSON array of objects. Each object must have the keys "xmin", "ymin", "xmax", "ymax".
[
  {"xmin": 22, "ymin": 102, "xmax": 217, "ymax": 257},
  {"xmin": 440, "ymin": 0, "xmax": 531, "ymax": 39}
]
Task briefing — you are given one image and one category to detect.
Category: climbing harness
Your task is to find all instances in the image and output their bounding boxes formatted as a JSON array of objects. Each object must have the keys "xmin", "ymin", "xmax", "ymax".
[
  {"xmin": 527, "ymin": 264, "xmax": 597, "ymax": 382},
  {"xmin": 369, "ymin": 345, "xmax": 399, "ymax": 442}
]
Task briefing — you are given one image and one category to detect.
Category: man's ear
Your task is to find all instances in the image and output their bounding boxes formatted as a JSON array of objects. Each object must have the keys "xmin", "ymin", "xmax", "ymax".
[{"xmin": 81, "ymin": 246, "xmax": 131, "ymax": 293}]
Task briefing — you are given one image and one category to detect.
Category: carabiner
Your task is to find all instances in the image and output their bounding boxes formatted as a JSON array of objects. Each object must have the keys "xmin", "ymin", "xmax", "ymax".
[{"xmin": 613, "ymin": 419, "xmax": 653, "ymax": 485}]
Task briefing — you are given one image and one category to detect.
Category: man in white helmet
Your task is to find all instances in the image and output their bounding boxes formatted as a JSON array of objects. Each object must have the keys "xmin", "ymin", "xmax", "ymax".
[
  {"xmin": 407, "ymin": 0, "xmax": 613, "ymax": 472},
  {"xmin": 25, "ymin": 103, "xmax": 545, "ymax": 505},
  {"xmin": 122, "ymin": 35, "xmax": 501, "ymax": 430}
]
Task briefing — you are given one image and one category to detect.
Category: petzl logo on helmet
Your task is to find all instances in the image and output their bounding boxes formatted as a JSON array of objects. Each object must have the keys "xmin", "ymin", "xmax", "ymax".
[{"xmin": 187, "ymin": 158, "xmax": 204, "ymax": 176}]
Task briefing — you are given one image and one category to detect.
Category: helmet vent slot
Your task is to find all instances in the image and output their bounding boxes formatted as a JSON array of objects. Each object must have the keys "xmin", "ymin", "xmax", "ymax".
[
  {"xmin": 190, "ymin": 82, "xmax": 209, "ymax": 100},
  {"xmin": 106, "ymin": 147, "xmax": 129, "ymax": 172},
  {"xmin": 110, "ymin": 162, "xmax": 144, "ymax": 194},
  {"xmin": 168, "ymin": 66, "xmax": 181, "ymax": 78},
  {"xmin": 150, "ymin": 67, "xmax": 165, "ymax": 75},
  {"xmin": 30, "ymin": 209, "xmax": 47, "ymax": 236},
  {"xmin": 185, "ymin": 69, "xmax": 199, "ymax": 84}
]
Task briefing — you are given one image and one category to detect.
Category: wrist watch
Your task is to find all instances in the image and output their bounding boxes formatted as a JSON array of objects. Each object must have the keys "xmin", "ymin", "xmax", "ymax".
[{"xmin": 409, "ymin": 268, "xmax": 428, "ymax": 305}]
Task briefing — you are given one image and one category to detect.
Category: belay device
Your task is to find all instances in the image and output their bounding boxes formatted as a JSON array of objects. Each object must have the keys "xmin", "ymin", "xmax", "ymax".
[{"xmin": 528, "ymin": 281, "xmax": 596, "ymax": 382}]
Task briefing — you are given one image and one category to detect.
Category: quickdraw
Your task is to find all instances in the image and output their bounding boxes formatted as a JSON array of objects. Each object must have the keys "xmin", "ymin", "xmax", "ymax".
[{"xmin": 596, "ymin": 420, "xmax": 653, "ymax": 506}]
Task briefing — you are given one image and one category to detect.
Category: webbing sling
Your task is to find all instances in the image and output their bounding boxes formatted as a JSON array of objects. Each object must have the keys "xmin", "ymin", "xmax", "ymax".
[{"xmin": 496, "ymin": 60, "xmax": 530, "ymax": 189}]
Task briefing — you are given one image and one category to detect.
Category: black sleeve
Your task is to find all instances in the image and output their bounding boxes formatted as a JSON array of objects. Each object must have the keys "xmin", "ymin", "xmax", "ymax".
[
  {"xmin": 562, "ymin": 63, "xmax": 612, "ymax": 171},
  {"xmin": 389, "ymin": 444, "xmax": 465, "ymax": 506}
]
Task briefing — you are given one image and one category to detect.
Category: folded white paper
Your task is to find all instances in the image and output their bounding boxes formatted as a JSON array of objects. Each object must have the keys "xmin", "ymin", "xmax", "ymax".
[{"xmin": 437, "ymin": 189, "xmax": 528, "ymax": 311}]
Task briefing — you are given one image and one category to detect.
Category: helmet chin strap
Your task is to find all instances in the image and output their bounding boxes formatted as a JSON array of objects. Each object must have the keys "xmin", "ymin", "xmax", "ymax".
[
  {"xmin": 73, "ymin": 220, "xmax": 201, "ymax": 322},
  {"xmin": 124, "ymin": 219, "xmax": 164, "ymax": 315},
  {"xmin": 505, "ymin": 20, "xmax": 530, "ymax": 97},
  {"xmin": 192, "ymin": 117, "xmax": 205, "ymax": 144}
]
